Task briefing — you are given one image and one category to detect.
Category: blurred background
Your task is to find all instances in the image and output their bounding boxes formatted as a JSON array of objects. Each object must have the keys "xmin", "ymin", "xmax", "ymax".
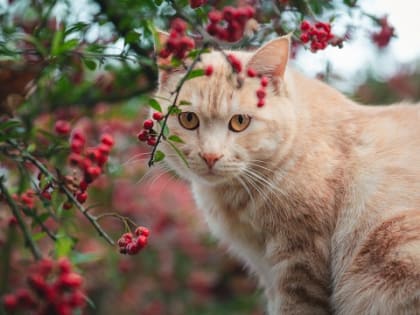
[{"xmin": 0, "ymin": 1, "xmax": 420, "ymax": 315}]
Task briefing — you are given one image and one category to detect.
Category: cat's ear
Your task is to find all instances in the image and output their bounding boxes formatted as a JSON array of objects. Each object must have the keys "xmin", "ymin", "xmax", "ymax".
[{"xmin": 247, "ymin": 34, "xmax": 291, "ymax": 80}]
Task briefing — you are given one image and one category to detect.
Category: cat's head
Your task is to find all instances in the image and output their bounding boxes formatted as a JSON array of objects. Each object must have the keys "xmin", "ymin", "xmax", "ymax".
[{"xmin": 154, "ymin": 36, "xmax": 297, "ymax": 186}]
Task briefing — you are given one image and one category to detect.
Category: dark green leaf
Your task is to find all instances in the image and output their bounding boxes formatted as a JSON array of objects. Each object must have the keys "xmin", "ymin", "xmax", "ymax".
[
  {"xmin": 65, "ymin": 22, "xmax": 89, "ymax": 36},
  {"xmin": 125, "ymin": 30, "xmax": 140, "ymax": 44},
  {"xmin": 148, "ymin": 98, "xmax": 162, "ymax": 112},
  {"xmin": 84, "ymin": 59, "xmax": 97, "ymax": 71},
  {"xmin": 159, "ymin": 121, "xmax": 170, "ymax": 137},
  {"xmin": 168, "ymin": 135, "xmax": 184, "ymax": 143},
  {"xmin": 0, "ymin": 119, "xmax": 21, "ymax": 131},
  {"xmin": 154, "ymin": 150, "xmax": 165, "ymax": 162}
]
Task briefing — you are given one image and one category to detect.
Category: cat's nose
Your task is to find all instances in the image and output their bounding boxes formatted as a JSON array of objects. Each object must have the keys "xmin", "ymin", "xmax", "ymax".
[{"xmin": 199, "ymin": 153, "xmax": 223, "ymax": 169}]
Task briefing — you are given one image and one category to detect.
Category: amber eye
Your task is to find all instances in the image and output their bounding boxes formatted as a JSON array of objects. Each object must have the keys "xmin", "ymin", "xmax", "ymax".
[
  {"xmin": 229, "ymin": 114, "xmax": 251, "ymax": 132},
  {"xmin": 178, "ymin": 112, "xmax": 200, "ymax": 130}
]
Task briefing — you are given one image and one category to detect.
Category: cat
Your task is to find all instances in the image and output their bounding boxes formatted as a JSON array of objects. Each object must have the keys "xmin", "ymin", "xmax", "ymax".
[{"xmin": 154, "ymin": 34, "xmax": 420, "ymax": 315}]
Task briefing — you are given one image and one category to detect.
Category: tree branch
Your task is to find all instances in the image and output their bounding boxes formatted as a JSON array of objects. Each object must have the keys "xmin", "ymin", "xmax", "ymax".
[{"xmin": 0, "ymin": 177, "xmax": 43, "ymax": 260}]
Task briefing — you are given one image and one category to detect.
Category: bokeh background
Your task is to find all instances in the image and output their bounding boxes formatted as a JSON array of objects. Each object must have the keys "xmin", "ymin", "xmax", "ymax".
[{"xmin": 1, "ymin": 1, "xmax": 420, "ymax": 314}]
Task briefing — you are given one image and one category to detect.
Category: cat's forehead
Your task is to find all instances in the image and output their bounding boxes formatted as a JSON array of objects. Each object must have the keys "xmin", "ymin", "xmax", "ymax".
[{"xmin": 180, "ymin": 51, "xmax": 258, "ymax": 118}]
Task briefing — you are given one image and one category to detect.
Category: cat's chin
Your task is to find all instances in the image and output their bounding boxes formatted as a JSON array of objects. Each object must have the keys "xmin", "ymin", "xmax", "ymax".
[{"xmin": 193, "ymin": 171, "xmax": 233, "ymax": 186}]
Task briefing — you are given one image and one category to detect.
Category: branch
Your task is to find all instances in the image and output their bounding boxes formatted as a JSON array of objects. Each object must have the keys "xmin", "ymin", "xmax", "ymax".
[
  {"xmin": 0, "ymin": 177, "xmax": 43, "ymax": 260},
  {"xmin": 147, "ymin": 45, "xmax": 207, "ymax": 167},
  {"xmin": 20, "ymin": 152, "xmax": 115, "ymax": 245}
]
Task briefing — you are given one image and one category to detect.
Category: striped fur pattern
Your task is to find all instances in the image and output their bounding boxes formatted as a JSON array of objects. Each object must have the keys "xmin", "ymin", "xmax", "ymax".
[{"xmin": 155, "ymin": 35, "xmax": 420, "ymax": 314}]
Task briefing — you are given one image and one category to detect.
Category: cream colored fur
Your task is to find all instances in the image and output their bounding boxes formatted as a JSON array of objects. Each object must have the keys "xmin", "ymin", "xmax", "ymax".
[{"xmin": 155, "ymin": 36, "xmax": 420, "ymax": 315}]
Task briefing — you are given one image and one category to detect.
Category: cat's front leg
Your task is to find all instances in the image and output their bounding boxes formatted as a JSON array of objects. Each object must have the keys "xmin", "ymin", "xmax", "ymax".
[{"xmin": 264, "ymin": 241, "xmax": 333, "ymax": 315}]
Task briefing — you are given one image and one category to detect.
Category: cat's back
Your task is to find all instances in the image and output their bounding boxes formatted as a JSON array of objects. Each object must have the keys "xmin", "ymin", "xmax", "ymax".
[{"xmin": 332, "ymin": 102, "xmax": 420, "ymax": 314}]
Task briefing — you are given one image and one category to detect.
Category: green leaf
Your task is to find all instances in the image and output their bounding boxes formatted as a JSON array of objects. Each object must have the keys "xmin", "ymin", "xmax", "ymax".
[
  {"xmin": 60, "ymin": 39, "xmax": 80, "ymax": 53},
  {"xmin": 33, "ymin": 232, "xmax": 47, "ymax": 241},
  {"xmin": 168, "ymin": 141, "xmax": 189, "ymax": 167},
  {"xmin": 148, "ymin": 98, "xmax": 162, "ymax": 112},
  {"xmin": 0, "ymin": 119, "xmax": 21, "ymax": 131},
  {"xmin": 153, "ymin": 150, "xmax": 165, "ymax": 162},
  {"xmin": 84, "ymin": 59, "xmax": 97, "ymax": 71},
  {"xmin": 125, "ymin": 30, "xmax": 140, "ymax": 44},
  {"xmin": 65, "ymin": 22, "xmax": 89, "ymax": 36},
  {"xmin": 55, "ymin": 235, "xmax": 74, "ymax": 257},
  {"xmin": 159, "ymin": 121, "xmax": 169, "ymax": 137},
  {"xmin": 186, "ymin": 69, "xmax": 205, "ymax": 81},
  {"xmin": 51, "ymin": 28, "xmax": 64, "ymax": 56},
  {"xmin": 154, "ymin": 0, "xmax": 163, "ymax": 6},
  {"xmin": 168, "ymin": 135, "xmax": 184, "ymax": 143},
  {"xmin": 71, "ymin": 252, "xmax": 100, "ymax": 264}
]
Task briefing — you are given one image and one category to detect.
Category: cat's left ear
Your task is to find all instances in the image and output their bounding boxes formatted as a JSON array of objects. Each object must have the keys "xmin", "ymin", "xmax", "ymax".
[{"xmin": 246, "ymin": 34, "xmax": 291, "ymax": 80}]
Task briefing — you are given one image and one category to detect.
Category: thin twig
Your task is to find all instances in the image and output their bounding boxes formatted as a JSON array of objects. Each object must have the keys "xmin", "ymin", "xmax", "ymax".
[
  {"xmin": 18, "ymin": 151, "xmax": 115, "ymax": 246},
  {"xmin": 147, "ymin": 45, "xmax": 208, "ymax": 167},
  {"xmin": 0, "ymin": 177, "xmax": 43, "ymax": 260}
]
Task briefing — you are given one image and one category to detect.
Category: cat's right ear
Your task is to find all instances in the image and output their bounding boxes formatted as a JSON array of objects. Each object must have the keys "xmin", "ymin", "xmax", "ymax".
[{"xmin": 247, "ymin": 34, "xmax": 290, "ymax": 82}]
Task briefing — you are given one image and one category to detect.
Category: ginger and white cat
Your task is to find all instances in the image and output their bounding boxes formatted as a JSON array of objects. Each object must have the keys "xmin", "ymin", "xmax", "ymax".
[{"xmin": 155, "ymin": 35, "xmax": 420, "ymax": 314}]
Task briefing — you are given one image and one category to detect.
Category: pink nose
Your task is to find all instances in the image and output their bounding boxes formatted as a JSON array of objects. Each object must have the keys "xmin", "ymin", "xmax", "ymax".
[{"xmin": 200, "ymin": 153, "xmax": 223, "ymax": 169}]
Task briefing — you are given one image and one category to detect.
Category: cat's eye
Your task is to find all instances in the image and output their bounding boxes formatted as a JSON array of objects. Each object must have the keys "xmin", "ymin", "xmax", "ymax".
[
  {"xmin": 178, "ymin": 112, "xmax": 200, "ymax": 130},
  {"xmin": 229, "ymin": 114, "xmax": 251, "ymax": 132}
]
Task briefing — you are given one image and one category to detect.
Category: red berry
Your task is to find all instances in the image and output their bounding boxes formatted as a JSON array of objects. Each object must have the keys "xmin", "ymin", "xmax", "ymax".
[
  {"xmin": 55, "ymin": 120, "xmax": 71, "ymax": 135},
  {"xmin": 70, "ymin": 139, "xmax": 84, "ymax": 154},
  {"xmin": 86, "ymin": 166, "xmax": 101, "ymax": 180},
  {"xmin": 135, "ymin": 226, "xmax": 150, "ymax": 237},
  {"xmin": 3, "ymin": 294, "xmax": 18, "ymax": 311},
  {"xmin": 126, "ymin": 242, "xmax": 140, "ymax": 255},
  {"xmin": 189, "ymin": 0, "xmax": 205, "ymax": 9},
  {"xmin": 98, "ymin": 143, "xmax": 111, "ymax": 155},
  {"xmin": 260, "ymin": 76, "xmax": 269, "ymax": 87},
  {"xmin": 152, "ymin": 112, "xmax": 164, "ymax": 121},
  {"xmin": 76, "ymin": 191, "xmax": 88, "ymax": 203},
  {"xmin": 204, "ymin": 65, "xmax": 213, "ymax": 76},
  {"xmin": 8, "ymin": 216, "xmax": 18, "ymax": 226},
  {"xmin": 300, "ymin": 20, "xmax": 311, "ymax": 31},
  {"xmin": 137, "ymin": 129, "xmax": 149, "ymax": 142},
  {"xmin": 256, "ymin": 88, "xmax": 266, "ymax": 99},
  {"xmin": 68, "ymin": 153, "xmax": 82, "ymax": 166},
  {"xmin": 41, "ymin": 190, "xmax": 52, "ymax": 201},
  {"xmin": 300, "ymin": 33, "xmax": 310, "ymax": 43},
  {"xmin": 100, "ymin": 133, "xmax": 114, "ymax": 147},
  {"xmin": 79, "ymin": 180, "xmax": 88, "ymax": 191},
  {"xmin": 143, "ymin": 119, "xmax": 154, "ymax": 130},
  {"xmin": 147, "ymin": 136, "xmax": 157, "ymax": 146},
  {"xmin": 58, "ymin": 257, "xmax": 72, "ymax": 274},
  {"xmin": 247, "ymin": 67, "xmax": 257, "ymax": 77},
  {"xmin": 15, "ymin": 288, "xmax": 36, "ymax": 308},
  {"xmin": 63, "ymin": 202, "xmax": 72, "ymax": 210},
  {"xmin": 257, "ymin": 99, "xmax": 265, "ymax": 107},
  {"xmin": 59, "ymin": 272, "xmax": 83, "ymax": 289},
  {"xmin": 227, "ymin": 54, "xmax": 242, "ymax": 73},
  {"xmin": 208, "ymin": 10, "xmax": 222, "ymax": 23},
  {"xmin": 136, "ymin": 235, "xmax": 148, "ymax": 249},
  {"xmin": 38, "ymin": 258, "xmax": 54, "ymax": 276},
  {"xmin": 68, "ymin": 290, "xmax": 85, "ymax": 307},
  {"xmin": 72, "ymin": 131, "xmax": 86, "ymax": 144},
  {"xmin": 171, "ymin": 18, "xmax": 187, "ymax": 34}
]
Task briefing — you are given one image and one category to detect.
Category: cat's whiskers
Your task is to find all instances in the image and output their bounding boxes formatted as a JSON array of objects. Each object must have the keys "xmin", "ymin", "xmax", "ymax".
[{"xmin": 122, "ymin": 152, "xmax": 152, "ymax": 166}]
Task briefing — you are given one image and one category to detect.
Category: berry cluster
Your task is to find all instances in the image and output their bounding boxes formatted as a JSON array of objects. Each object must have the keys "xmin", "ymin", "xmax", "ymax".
[
  {"xmin": 68, "ymin": 130, "xmax": 114, "ymax": 205},
  {"xmin": 137, "ymin": 112, "xmax": 163, "ymax": 146},
  {"xmin": 206, "ymin": 6, "xmax": 255, "ymax": 42},
  {"xmin": 371, "ymin": 16, "xmax": 395, "ymax": 48},
  {"xmin": 117, "ymin": 226, "xmax": 150, "ymax": 255},
  {"xmin": 189, "ymin": 0, "xmax": 207, "ymax": 8},
  {"xmin": 158, "ymin": 18, "xmax": 195, "ymax": 60},
  {"xmin": 300, "ymin": 20, "xmax": 335, "ymax": 52},
  {"xmin": 2, "ymin": 258, "xmax": 86, "ymax": 315}
]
